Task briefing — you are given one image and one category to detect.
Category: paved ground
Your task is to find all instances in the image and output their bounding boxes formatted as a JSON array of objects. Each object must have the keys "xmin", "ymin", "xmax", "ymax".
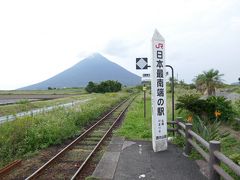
[{"xmin": 93, "ymin": 137, "xmax": 207, "ymax": 180}]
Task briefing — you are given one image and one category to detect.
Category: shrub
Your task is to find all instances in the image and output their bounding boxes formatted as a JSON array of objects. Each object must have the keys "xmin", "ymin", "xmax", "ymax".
[
  {"xmin": 176, "ymin": 94, "xmax": 235, "ymax": 122},
  {"xmin": 85, "ymin": 81, "xmax": 97, "ymax": 93},
  {"xmin": 85, "ymin": 80, "xmax": 122, "ymax": 93},
  {"xmin": 205, "ymin": 96, "xmax": 235, "ymax": 122},
  {"xmin": 191, "ymin": 116, "xmax": 229, "ymax": 141},
  {"xmin": 176, "ymin": 93, "xmax": 207, "ymax": 118}
]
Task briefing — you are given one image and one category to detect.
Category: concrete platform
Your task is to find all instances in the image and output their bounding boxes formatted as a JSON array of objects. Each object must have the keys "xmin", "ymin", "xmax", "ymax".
[{"xmin": 92, "ymin": 137, "xmax": 207, "ymax": 180}]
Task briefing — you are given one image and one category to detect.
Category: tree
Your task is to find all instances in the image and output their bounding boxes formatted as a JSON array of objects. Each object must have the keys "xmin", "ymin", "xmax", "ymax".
[
  {"xmin": 85, "ymin": 81, "xmax": 97, "ymax": 93},
  {"xmin": 85, "ymin": 80, "xmax": 122, "ymax": 93},
  {"xmin": 238, "ymin": 77, "xmax": 240, "ymax": 84},
  {"xmin": 194, "ymin": 74, "xmax": 206, "ymax": 94},
  {"xmin": 97, "ymin": 80, "xmax": 122, "ymax": 93},
  {"xmin": 193, "ymin": 69, "xmax": 224, "ymax": 96}
]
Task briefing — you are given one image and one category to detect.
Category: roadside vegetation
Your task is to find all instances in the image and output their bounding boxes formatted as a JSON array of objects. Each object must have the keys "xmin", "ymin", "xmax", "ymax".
[{"xmin": 0, "ymin": 91, "xmax": 131, "ymax": 168}]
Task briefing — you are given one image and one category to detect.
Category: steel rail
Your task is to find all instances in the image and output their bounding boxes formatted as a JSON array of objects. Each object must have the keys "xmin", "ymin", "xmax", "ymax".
[
  {"xmin": 25, "ymin": 98, "xmax": 129, "ymax": 180},
  {"xmin": 0, "ymin": 160, "xmax": 22, "ymax": 177},
  {"xmin": 71, "ymin": 97, "xmax": 135, "ymax": 179}
]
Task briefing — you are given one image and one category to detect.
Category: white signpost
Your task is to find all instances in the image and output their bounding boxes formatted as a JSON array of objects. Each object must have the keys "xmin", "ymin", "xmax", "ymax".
[
  {"xmin": 151, "ymin": 29, "xmax": 167, "ymax": 152},
  {"xmin": 142, "ymin": 73, "xmax": 151, "ymax": 82}
]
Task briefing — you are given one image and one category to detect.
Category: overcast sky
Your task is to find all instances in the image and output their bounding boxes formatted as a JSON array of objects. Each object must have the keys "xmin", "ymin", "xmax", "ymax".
[{"xmin": 0, "ymin": 0, "xmax": 240, "ymax": 90}]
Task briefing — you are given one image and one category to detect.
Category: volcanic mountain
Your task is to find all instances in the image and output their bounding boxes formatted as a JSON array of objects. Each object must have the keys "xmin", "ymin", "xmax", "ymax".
[{"xmin": 20, "ymin": 53, "xmax": 141, "ymax": 90}]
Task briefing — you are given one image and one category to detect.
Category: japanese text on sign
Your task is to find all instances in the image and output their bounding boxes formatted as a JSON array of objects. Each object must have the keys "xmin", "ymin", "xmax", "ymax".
[
  {"xmin": 155, "ymin": 45, "xmax": 165, "ymax": 137},
  {"xmin": 151, "ymin": 29, "xmax": 167, "ymax": 152}
]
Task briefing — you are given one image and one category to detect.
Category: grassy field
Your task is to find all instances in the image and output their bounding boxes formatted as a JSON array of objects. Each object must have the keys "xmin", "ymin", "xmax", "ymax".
[
  {"xmin": 0, "ymin": 94, "xmax": 95, "ymax": 116},
  {"xmin": 0, "ymin": 91, "xmax": 131, "ymax": 168},
  {"xmin": 0, "ymin": 88, "xmax": 86, "ymax": 95}
]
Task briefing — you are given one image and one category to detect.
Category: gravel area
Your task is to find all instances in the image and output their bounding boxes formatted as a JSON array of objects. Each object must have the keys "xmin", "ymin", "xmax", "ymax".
[
  {"xmin": 201, "ymin": 89, "xmax": 240, "ymax": 101},
  {"xmin": 216, "ymin": 89, "xmax": 240, "ymax": 101}
]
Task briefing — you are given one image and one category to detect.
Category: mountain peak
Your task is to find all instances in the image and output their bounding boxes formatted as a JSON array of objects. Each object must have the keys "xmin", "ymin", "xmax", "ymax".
[
  {"xmin": 84, "ymin": 52, "xmax": 108, "ymax": 62},
  {"xmin": 20, "ymin": 54, "xmax": 141, "ymax": 90},
  {"xmin": 88, "ymin": 52, "xmax": 105, "ymax": 59},
  {"xmin": 73, "ymin": 52, "xmax": 111, "ymax": 69},
  {"xmin": 91, "ymin": 52, "xmax": 103, "ymax": 57}
]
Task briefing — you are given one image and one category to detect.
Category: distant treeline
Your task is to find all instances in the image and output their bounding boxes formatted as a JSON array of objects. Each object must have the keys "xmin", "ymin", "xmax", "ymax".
[{"xmin": 85, "ymin": 80, "xmax": 122, "ymax": 93}]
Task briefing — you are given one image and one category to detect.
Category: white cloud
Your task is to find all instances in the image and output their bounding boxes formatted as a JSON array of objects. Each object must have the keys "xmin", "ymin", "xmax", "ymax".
[
  {"xmin": 230, "ymin": 16, "xmax": 240, "ymax": 31},
  {"xmin": 0, "ymin": 0, "xmax": 240, "ymax": 89}
]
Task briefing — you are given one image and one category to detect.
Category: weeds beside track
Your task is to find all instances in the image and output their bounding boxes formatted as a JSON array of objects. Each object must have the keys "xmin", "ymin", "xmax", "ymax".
[{"xmin": 24, "ymin": 97, "xmax": 135, "ymax": 179}]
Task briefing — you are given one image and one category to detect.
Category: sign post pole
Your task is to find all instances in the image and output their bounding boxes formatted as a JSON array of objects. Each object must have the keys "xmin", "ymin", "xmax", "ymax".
[
  {"xmin": 166, "ymin": 65, "xmax": 175, "ymax": 135},
  {"xmin": 143, "ymin": 84, "xmax": 146, "ymax": 118},
  {"xmin": 151, "ymin": 29, "xmax": 168, "ymax": 152}
]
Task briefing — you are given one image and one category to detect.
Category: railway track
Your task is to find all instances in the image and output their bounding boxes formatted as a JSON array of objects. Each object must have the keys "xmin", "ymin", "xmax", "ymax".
[{"xmin": 24, "ymin": 97, "xmax": 135, "ymax": 180}]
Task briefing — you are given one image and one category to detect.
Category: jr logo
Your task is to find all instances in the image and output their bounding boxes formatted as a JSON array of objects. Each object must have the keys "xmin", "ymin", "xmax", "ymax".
[{"xmin": 155, "ymin": 43, "xmax": 163, "ymax": 49}]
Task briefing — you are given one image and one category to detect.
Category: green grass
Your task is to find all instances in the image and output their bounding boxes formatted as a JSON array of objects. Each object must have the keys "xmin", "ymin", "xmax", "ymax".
[
  {"xmin": 116, "ymin": 88, "xmax": 175, "ymax": 140},
  {"xmin": 0, "ymin": 94, "xmax": 95, "ymax": 116},
  {"xmin": 0, "ymin": 88, "xmax": 86, "ymax": 95},
  {"xmin": 0, "ymin": 91, "xmax": 130, "ymax": 168},
  {"xmin": 213, "ymin": 135, "xmax": 240, "ymax": 179},
  {"xmin": 116, "ymin": 94, "xmax": 152, "ymax": 140}
]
